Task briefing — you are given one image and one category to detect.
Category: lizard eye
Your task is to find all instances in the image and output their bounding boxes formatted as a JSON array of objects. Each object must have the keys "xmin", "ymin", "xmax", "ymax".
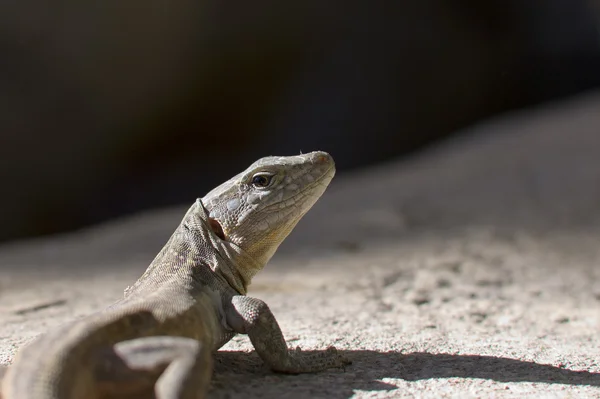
[{"xmin": 251, "ymin": 173, "xmax": 273, "ymax": 188}]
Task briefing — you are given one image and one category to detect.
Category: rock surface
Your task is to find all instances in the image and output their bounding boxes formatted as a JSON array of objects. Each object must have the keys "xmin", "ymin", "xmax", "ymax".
[{"xmin": 1, "ymin": 93, "xmax": 600, "ymax": 397}]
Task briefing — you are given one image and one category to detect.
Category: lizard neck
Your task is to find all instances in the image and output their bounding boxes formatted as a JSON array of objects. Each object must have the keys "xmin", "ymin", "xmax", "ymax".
[
  {"xmin": 190, "ymin": 200, "xmax": 263, "ymax": 295},
  {"xmin": 212, "ymin": 240, "xmax": 263, "ymax": 295},
  {"xmin": 129, "ymin": 201, "xmax": 263, "ymax": 297}
]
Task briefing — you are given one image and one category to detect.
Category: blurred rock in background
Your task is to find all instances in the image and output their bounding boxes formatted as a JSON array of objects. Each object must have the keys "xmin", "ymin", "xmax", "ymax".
[{"xmin": 1, "ymin": 0, "xmax": 599, "ymax": 242}]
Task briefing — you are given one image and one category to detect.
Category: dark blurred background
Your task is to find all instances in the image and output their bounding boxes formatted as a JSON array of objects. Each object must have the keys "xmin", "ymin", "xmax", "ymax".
[{"xmin": 1, "ymin": 0, "xmax": 600, "ymax": 242}]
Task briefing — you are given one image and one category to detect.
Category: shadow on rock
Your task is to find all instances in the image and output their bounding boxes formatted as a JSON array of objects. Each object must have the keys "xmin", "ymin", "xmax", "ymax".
[
  {"xmin": 212, "ymin": 350, "xmax": 600, "ymax": 397},
  {"xmin": 379, "ymin": 351, "xmax": 598, "ymax": 385}
]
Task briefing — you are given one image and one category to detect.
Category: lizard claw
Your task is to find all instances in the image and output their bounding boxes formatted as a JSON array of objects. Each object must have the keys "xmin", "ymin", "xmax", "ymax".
[{"xmin": 325, "ymin": 346, "xmax": 352, "ymax": 367}]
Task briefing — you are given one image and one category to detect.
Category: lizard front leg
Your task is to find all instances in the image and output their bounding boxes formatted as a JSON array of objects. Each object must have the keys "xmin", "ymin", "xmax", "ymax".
[{"xmin": 227, "ymin": 296, "xmax": 350, "ymax": 374}]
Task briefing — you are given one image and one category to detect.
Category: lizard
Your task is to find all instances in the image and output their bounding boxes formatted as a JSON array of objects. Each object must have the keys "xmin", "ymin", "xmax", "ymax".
[{"xmin": 1, "ymin": 151, "xmax": 349, "ymax": 399}]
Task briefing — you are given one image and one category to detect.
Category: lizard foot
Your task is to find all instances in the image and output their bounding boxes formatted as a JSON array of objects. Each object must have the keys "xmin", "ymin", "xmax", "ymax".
[{"xmin": 275, "ymin": 346, "xmax": 351, "ymax": 374}]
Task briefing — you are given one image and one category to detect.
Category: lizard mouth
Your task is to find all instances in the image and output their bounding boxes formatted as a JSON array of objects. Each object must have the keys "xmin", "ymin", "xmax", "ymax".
[{"xmin": 208, "ymin": 217, "xmax": 226, "ymax": 240}]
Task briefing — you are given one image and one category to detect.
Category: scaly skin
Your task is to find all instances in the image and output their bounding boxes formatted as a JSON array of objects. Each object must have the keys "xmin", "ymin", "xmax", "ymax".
[{"xmin": 1, "ymin": 151, "xmax": 349, "ymax": 399}]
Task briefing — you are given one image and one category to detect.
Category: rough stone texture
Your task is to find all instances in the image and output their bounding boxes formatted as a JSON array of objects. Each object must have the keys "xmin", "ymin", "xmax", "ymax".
[{"xmin": 1, "ymin": 92, "xmax": 600, "ymax": 397}]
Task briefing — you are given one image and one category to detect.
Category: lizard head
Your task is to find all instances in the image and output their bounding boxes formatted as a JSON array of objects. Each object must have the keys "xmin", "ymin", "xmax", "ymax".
[{"xmin": 202, "ymin": 151, "xmax": 335, "ymax": 267}]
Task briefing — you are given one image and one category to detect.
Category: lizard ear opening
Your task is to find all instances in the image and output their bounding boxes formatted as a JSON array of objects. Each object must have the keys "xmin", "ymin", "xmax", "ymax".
[{"xmin": 208, "ymin": 218, "xmax": 226, "ymax": 240}]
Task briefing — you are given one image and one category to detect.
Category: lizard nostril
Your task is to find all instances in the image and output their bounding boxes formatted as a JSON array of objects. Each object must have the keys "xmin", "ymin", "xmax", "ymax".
[
  {"xmin": 208, "ymin": 218, "xmax": 226, "ymax": 240},
  {"xmin": 313, "ymin": 152, "xmax": 331, "ymax": 165}
]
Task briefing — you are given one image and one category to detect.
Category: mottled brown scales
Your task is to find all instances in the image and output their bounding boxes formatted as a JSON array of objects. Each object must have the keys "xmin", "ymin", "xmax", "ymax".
[{"xmin": 1, "ymin": 151, "xmax": 349, "ymax": 399}]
